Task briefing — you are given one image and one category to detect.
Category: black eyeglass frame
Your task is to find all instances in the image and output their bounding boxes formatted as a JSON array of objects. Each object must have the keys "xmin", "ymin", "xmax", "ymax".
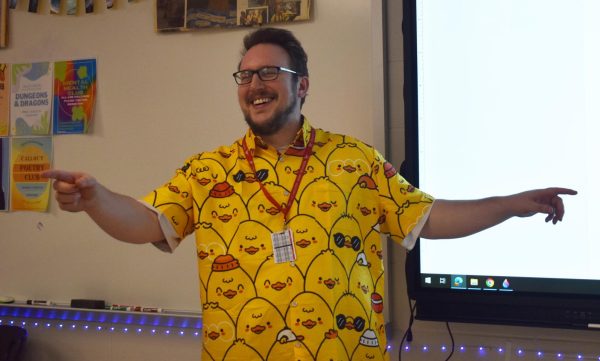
[{"xmin": 232, "ymin": 66, "xmax": 298, "ymax": 85}]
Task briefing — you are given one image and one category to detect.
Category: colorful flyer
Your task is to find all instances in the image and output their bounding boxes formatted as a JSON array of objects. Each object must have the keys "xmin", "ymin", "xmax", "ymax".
[
  {"xmin": 0, "ymin": 63, "xmax": 8, "ymax": 136},
  {"xmin": 0, "ymin": 137, "xmax": 8, "ymax": 211},
  {"xmin": 53, "ymin": 59, "xmax": 96, "ymax": 134},
  {"xmin": 10, "ymin": 62, "xmax": 53, "ymax": 136},
  {"xmin": 10, "ymin": 137, "xmax": 52, "ymax": 212}
]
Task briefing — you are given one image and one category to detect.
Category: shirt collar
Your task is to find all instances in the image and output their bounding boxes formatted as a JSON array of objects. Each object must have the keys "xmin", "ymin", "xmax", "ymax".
[{"xmin": 242, "ymin": 116, "xmax": 313, "ymax": 155}]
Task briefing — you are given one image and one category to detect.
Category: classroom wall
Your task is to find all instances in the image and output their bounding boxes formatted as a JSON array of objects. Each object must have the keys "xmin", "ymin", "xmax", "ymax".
[
  {"xmin": 1, "ymin": 0, "xmax": 385, "ymax": 360},
  {"xmin": 0, "ymin": 0, "xmax": 384, "ymax": 311}
]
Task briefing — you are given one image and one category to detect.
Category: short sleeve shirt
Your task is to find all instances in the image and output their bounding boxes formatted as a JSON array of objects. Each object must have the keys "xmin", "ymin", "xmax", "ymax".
[{"xmin": 141, "ymin": 118, "xmax": 434, "ymax": 361}]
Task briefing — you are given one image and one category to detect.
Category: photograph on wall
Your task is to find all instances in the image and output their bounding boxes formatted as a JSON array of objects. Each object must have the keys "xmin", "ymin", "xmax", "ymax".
[
  {"xmin": 238, "ymin": 0, "xmax": 310, "ymax": 26},
  {"xmin": 156, "ymin": 0, "xmax": 185, "ymax": 31},
  {"xmin": 186, "ymin": 0, "xmax": 237, "ymax": 30},
  {"xmin": 0, "ymin": 137, "xmax": 8, "ymax": 211},
  {"xmin": 238, "ymin": 3, "xmax": 267, "ymax": 26},
  {"xmin": 10, "ymin": 136, "xmax": 52, "ymax": 212},
  {"xmin": 1, "ymin": 0, "xmax": 8, "ymax": 48},
  {"xmin": 156, "ymin": 0, "xmax": 312, "ymax": 32},
  {"xmin": 0, "ymin": 63, "xmax": 8, "ymax": 136},
  {"xmin": 53, "ymin": 58, "xmax": 96, "ymax": 134},
  {"xmin": 10, "ymin": 61, "xmax": 53, "ymax": 136}
]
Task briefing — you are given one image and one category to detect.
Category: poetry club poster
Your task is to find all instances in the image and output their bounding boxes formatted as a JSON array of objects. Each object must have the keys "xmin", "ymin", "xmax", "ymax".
[
  {"xmin": 53, "ymin": 58, "xmax": 96, "ymax": 134},
  {"xmin": 10, "ymin": 137, "xmax": 52, "ymax": 212}
]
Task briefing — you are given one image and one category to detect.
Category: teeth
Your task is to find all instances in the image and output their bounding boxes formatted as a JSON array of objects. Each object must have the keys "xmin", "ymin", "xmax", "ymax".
[{"xmin": 253, "ymin": 98, "xmax": 271, "ymax": 105}]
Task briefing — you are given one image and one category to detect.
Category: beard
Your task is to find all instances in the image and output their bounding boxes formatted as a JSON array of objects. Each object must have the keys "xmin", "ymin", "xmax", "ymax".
[{"xmin": 243, "ymin": 90, "xmax": 299, "ymax": 137}]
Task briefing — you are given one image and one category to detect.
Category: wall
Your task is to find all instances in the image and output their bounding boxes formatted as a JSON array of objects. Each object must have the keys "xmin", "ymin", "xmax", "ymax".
[
  {"xmin": 0, "ymin": 0, "xmax": 384, "ymax": 360},
  {"xmin": 0, "ymin": 0, "xmax": 383, "ymax": 312}
]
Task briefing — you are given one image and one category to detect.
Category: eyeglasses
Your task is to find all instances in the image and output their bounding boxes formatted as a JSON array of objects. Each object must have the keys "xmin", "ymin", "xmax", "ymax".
[{"xmin": 232, "ymin": 66, "xmax": 298, "ymax": 85}]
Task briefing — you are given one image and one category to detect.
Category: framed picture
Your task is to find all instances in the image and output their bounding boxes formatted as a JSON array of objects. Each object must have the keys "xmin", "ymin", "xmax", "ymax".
[
  {"xmin": 157, "ymin": 0, "xmax": 312, "ymax": 32},
  {"xmin": 1, "ymin": 0, "xmax": 8, "ymax": 48}
]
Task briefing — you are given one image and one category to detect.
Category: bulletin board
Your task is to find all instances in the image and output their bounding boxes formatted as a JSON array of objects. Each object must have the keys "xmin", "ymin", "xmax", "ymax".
[{"xmin": 0, "ymin": 0, "xmax": 384, "ymax": 312}]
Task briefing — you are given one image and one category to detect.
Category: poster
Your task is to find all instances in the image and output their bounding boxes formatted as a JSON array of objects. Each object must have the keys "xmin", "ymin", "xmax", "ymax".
[
  {"xmin": 0, "ymin": 137, "xmax": 8, "ymax": 211},
  {"xmin": 53, "ymin": 58, "xmax": 96, "ymax": 134},
  {"xmin": 0, "ymin": 63, "xmax": 8, "ymax": 136},
  {"xmin": 10, "ymin": 61, "xmax": 53, "ymax": 136},
  {"xmin": 10, "ymin": 136, "xmax": 52, "ymax": 211}
]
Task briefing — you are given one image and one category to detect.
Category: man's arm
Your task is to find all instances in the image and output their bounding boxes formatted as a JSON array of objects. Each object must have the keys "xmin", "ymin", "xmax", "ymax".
[
  {"xmin": 420, "ymin": 187, "xmax": 577, "ymax": 239},
  {"xmin": 42, "ymin": 169, "xmax": 165, "ymax": 244}
]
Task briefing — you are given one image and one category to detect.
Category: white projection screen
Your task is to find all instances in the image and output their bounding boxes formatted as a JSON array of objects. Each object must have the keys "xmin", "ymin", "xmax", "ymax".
[{"xmin": 415, "ymin": 0, "xmax": 599, "ymax": 282}]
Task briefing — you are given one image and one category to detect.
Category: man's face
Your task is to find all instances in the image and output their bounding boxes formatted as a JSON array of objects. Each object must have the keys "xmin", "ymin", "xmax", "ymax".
[{"xmin": 237, "ymin": 43, "xmax": 305, "ymax": 137}]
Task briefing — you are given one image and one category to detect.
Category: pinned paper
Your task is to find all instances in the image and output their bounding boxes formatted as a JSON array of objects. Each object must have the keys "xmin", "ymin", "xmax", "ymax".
[
  {"xmin": 53, "ymin": 59, "xmax": 96, "ymax": 134},
  {"xmin": 10, "ymin": 62, "xmax": 53, "ymax": 136},
  {"xmin": 10, "ymin": 136, "xmax": 52, "ymax": 212},
  {"xmin": 0, "ymin": 137, "xmax": 8, "ymax": 211},
  {"xmin": 85, "ymin": 0, "xmax": 93, "ymax": 13},
  {"xmin": 0, "ymin": 64, "xmax": 9, "ymax": 136},
  {"xmin": 50, "ymin": 0, "xmax": 61, "ymax": 14},
  {"xmin": 28, "ymin": 0, "xmax": 39, "ymax": 13},
  {"xmin": 65, "ymin": 0, "xmax": 76, "ymax": 15}
]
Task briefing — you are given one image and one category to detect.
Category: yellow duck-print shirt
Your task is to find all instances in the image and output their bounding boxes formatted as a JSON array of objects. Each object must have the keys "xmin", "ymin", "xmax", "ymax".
[{"xmin": 142, "ymin": 118, "xmax": 434, "ymax": 361}]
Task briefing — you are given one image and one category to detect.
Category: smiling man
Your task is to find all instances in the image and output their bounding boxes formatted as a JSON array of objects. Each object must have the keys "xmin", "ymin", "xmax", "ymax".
[{"xmin": 43, "ymin": 27, "xmax": 576, "ymax": 361}]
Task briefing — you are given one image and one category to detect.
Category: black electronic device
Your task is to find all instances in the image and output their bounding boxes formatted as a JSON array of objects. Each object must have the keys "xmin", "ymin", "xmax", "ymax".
[{"xmin": 402, "ymin": 0, "xmax": 600, "ymax": 330}]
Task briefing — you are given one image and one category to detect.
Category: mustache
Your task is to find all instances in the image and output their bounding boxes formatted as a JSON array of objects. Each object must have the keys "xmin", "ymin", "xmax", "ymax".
[{"xmin": 246, "ymin": 90, "xmax": 276, "ymax": 102}]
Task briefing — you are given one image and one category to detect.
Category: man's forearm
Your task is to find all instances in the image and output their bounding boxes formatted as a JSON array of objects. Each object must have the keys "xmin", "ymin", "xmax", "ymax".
[
  {"xmin": 85, "ymin": 185, "xmax": 165, "ymax": 244},
  {"xmin": 420, "ymin": 197, "xmax": 512, "ymax": 239}
]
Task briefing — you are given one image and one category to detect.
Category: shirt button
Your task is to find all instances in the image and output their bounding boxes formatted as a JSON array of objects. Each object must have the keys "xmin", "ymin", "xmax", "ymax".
[
  {"xmin": 295, "ymin": 341, "xmax": 302, "ymax": 348},
  {"xmin": 291, "ymin": 301, "xmax": 298, "ymax": 307}
]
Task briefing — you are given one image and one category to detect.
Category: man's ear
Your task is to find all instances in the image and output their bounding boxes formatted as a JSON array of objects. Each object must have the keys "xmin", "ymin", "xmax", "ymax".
[{"xmin": 297, "ymin": 76, "xmax": 309, "ymax": 98}]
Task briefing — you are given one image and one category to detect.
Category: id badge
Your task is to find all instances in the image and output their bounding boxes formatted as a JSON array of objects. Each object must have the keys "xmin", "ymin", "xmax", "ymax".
[{"xmin": 271, "ymin": 228, "xmax": 297, "ymax": 264}]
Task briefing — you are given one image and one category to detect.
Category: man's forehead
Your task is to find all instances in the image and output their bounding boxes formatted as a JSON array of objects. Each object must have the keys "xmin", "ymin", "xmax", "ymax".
[{"xmin": 240, "ymin": 43, "xmax": 290, "ymax": 69}]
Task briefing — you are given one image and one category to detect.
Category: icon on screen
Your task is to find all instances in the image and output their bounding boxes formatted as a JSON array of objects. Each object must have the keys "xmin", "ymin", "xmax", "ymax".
[
  {"xmin": 453, "ymin": 276, "xmax": 464, "ymax": 287},
  {"xmin": 439, "ymin": 277, "xmax": 447, "ymax": 285},
  {"xmin": 425, "ymin": 277, "xmax": 432, "ymax": 284},
  {"xmin": 502, "ymin": 279, "xmax": 510, "ymax": 288},
  {"xmin": 486, "ymin": 278, "xmax": 495, "ymax": 288},
  {"xmin": 469, "ymin": 278, "xmax": 479, "ymax": 287}
]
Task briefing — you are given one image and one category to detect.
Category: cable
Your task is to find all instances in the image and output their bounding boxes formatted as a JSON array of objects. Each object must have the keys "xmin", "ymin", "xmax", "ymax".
[
  {"xmin": 444, "ymin": 321, "xmax": 455, "ymax": 361},
  {"xmin": 398, "ymin": 294, "xmax": 416, "ymax": 361}
]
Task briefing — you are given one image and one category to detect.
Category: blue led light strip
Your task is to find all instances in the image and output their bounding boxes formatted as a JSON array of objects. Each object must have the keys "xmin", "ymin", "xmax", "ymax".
[
  {"xmin": 0, "ymin": 318, "xmax": 202, "ymax": 337},
  {"xmin": 0, "ymin": 304, "xmax": 202, "ymax": 330},
  {"xmin": 398, "ymin": 343, "xmax": 600, "ymax": 360}
]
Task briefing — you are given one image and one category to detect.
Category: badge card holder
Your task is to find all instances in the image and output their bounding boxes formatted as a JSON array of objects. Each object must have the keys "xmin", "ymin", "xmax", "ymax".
[{"xmin": 271, "ymin": 228, "xmax": 297, "ymax": 264}]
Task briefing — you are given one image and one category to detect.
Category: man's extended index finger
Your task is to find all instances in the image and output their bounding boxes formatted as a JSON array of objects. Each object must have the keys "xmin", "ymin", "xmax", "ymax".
[{"xmin": 41, "ymin": 169, "xmax": 76, "ymax": 183}]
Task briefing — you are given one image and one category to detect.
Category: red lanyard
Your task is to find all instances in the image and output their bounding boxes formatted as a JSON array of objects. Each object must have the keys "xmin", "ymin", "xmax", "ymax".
[{"xmin": 242, "ymin": 128, "xmax": 316, "ymax": 223}]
